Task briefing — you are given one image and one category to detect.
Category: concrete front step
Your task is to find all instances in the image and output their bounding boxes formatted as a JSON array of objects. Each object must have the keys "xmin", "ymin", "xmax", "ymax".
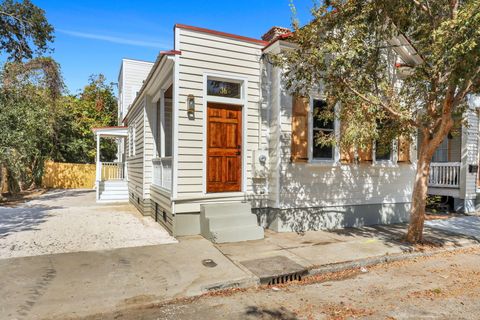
[
  {"xmin": 210, "ymin": 225, "xmax": 264, "ymax": 243},
  {"xmin": 100, "ymin": 191, "xmax": 129, "ymax": 196},
  {"xmin": 201, "ymin": 202, "xmax": 252, "ymax": 217},
  {"xmin": 200, "ymin": 202, "xmax": 264, "ymax": 243},
  {"xmin": 99, "ymin": 185, "xmax": 128, "ymax": 192},
  {"xmin": 101, "ymin": 180, "xmax": 128, "ymax": 187},
  {"xmin": 207, "ymin": 213, "xmax": 259, "ymax": 230}
]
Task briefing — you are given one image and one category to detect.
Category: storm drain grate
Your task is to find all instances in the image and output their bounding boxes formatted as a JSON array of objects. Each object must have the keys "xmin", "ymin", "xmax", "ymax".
[
  {"xmin": 265, "ymin": 271, "xmax": 305, "ymax": 285},
  {"xmin": 240, "ymin": 255, "xmax": 308, "ymax": 285}
]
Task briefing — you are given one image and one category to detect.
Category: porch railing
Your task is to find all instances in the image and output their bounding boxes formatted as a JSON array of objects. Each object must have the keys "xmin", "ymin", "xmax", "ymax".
[
  {"xmin": 428, "ymin": 162, "xmax": 460, "ymax": 188},
  {"xmin": 101, "ymin": 162, "xmax": 125, "ymax": 181},
  {"xmin": 152, "ymin": 157, "xmax": 172, "ymax": 191}
]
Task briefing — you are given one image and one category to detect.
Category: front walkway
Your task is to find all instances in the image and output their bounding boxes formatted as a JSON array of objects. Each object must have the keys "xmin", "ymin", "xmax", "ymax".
[{"xmin": 0, "ymin": 189, "xmax": 176, "ymax": 259}]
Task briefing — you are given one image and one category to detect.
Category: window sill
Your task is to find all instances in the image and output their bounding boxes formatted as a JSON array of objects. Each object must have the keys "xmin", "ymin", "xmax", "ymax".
[
  {"xmin": 306, "ymin": 160, "xmax": 341, "ymax": 167},
  {"xmin": 371, "ymin": 161, "xmax": 398, "ymax": 168}
]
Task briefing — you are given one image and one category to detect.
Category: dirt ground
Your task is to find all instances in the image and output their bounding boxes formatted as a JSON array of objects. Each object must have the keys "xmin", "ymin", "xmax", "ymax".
[
  {"xmin": 77, "ymin": 248, "xmax": 480, "ymax": 320},
  {"xmin": 0, "ymin": 189, "xmax": 176, "ymax": 259}
]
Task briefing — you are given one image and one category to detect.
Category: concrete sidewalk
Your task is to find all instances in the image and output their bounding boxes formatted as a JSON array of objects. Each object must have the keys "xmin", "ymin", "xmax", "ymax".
[
  {"xmin": 1, "ymin": 222, "xmax": 478, "ymax": 320},
  {"xmin": 0, "ymin": 236, "xmax": 255, "ymax": 320},
  {"xmin": 215, "ymin": 223, "xmax": 480, "ymax": 281}
]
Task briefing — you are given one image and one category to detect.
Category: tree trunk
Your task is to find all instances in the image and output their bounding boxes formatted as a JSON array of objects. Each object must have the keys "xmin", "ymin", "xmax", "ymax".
[{"xmin": 406, "ymin": 151, "xmax": 432, "ymax": 243}]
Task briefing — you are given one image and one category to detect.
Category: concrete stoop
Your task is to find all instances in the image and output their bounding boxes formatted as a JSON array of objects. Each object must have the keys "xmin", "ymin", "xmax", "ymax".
[
  {"xmin": 98, "ymin": 180, "xmax": 129, "ymax": 202},
  {"xmin": 200, "ymin": 203, "xmax": 264, "ymax": 243}
]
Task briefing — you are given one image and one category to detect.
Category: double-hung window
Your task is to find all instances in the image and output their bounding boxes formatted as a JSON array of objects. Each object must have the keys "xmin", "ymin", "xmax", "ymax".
[
  {"xmin": 374, "ymin": 121, "xmax": 395, "ymax": 163},
  {"xmin": 311, "ymin": 99, "xmax": 335, "ymax": 161}
]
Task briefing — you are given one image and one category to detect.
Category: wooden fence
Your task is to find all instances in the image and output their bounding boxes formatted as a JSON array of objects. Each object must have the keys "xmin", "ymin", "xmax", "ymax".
[{"xmin": 42, "ymin": 161, "xmax": 96, "ymax": 189}]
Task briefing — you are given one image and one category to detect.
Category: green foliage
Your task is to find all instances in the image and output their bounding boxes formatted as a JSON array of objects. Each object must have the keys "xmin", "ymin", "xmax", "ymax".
[
  {"xmin": 274, "ymin": 0, "xmax": 480, "ymax": 241},
  {"xmin": 0, "ymin": 58, "xmax": 59, "ymax": 191},
  {"xmin": 0, "ymin": 0, "xmax": 54, "ymax": 61},
  {"xmin": 274, "ymin": 0, "xmax": 480, "ymax": 151},
  {"xmin": 52, "ymin": 74, "xmax": 118, "ymax": 164}
]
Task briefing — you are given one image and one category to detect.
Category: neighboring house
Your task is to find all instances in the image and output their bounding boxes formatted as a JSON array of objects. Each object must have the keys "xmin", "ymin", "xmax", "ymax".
[{"xmin": 94, "ymin": 24, "xmax": 480, "ymax": 242}]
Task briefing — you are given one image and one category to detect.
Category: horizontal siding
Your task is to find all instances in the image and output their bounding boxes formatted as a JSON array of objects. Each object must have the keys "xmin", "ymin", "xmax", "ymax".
[
  {"xmin": 143, "ymin": 99, "xmax": 155, "ymax": 198},
  {"xmin": 461, "ymin": 101, "xmax": 479, "ymax": 199},
  {"xmin": 150, "ymin": 186, "xmax": 174, "ymax": 234},
  {"xmin": 277, "ymin": 81, "xmax": 415, "ymax": 208},
  {"xmin": 175, "ymin": 26, "xmax": 268, "ymax": 207},
  {"xmin": 126, "ymin": 100, "xmax": 145, "ymax": 202},
  {"xmin": 121, "ymin": 60, "xmax": 153, "ymax": 117}
]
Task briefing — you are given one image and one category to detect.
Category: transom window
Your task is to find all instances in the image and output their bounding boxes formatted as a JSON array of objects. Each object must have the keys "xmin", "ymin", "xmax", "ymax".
[
  {"xmin": 312, "ymin": 99, "xmax": 335, "ymax": 160},
  {"xmin": 207, "ymin": 79, "xmax": 241, "ymax": 99}
]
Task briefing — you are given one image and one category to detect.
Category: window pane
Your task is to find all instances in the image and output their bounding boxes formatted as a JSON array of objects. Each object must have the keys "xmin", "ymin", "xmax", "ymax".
[
  {"xmin": 312, "ymin": 129, "xmax": 334, "ymax": 160},
  {"xmin": 375, "ymin": 141, "xmax": 391, "ymax": 161},
  {"xmin": 207, "ymin": 80, "xmax": 241, "ymax": 98},
  {"xmin": 432, "ymin": 138, "xmax": 448, "ymax": 162},
  {"xmin": 313, "ymin": 99, "xmax": 334, "ymax": 130}
]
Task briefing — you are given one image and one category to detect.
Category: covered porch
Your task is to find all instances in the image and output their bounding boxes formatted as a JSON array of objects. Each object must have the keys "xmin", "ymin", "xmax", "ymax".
[
  {"xmin": 92, "ymin": 126, "xmax": 128, "ymax": 202},
  {"xmin": 426, "ymin": 131, "xmax": 463, "ymax": 198}
]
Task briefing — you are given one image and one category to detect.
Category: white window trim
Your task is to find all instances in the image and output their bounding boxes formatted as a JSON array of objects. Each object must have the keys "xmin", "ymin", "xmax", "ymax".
[
  {"xmin": 308, "ymin": 97, "xmax": 341, "ymax": 165},
  {"xmin": 202, "ymin": 72, "xmax": 248, "ymax": 194},
  {"xmin": 372, "ymin": 139, "xmax": 398, "ymax": 166}
]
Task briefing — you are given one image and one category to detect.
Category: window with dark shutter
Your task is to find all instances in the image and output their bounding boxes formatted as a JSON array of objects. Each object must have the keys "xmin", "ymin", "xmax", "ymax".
[{"xmin": 312, "ymin": 99, "xmax": 334, "ymax": 161}]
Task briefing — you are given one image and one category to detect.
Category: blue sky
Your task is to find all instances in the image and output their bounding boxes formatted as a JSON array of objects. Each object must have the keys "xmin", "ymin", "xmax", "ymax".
[{"xmin": 34, "ymin": 0, "xmax": 314, "ymax": 94}]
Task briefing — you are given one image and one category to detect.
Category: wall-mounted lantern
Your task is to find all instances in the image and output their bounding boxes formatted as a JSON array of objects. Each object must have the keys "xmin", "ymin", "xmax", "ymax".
[{"xmin": 187, "ymin": 94, "xmax": 195, "ymax": 119}]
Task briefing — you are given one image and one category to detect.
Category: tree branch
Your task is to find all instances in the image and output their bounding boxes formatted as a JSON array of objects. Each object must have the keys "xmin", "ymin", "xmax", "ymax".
[
  {"xmin": 453, "ymin": 66, "xmax": 480, "ymax": 106},
  {"xmin": 0, "ymin": 10, "xmax": 33, "ymax": 27},
  {"xmin": 412, "ymin": 0, "xmax": 432, "ymax": 17},
  {"xmin": 451, "ymin": 0, "xmax": 459, "ymax": 19},
  {"xmin": 340, "ymin": 78, "xmax": 419, "ymax": 127}
]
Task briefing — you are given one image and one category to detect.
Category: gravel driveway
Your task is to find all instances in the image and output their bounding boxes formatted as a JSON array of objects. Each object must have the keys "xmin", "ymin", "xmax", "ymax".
[{"xmin": 0, "ymin": 189, "xmax": 176, "ymax": 259}]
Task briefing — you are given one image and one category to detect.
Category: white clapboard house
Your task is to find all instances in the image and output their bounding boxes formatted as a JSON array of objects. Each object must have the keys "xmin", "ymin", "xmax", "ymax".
[{"xmin": 92, "ymin": 24, "xmax": 480, "ymax": 243}]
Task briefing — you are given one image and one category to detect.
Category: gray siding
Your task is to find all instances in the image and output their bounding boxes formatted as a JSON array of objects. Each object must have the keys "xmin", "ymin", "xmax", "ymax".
[
  {"xmin": 150, "ymin": 186, "xmax": 174, "ymax": 234},
  {"xmin": 460, "ymin": 96, "xmax": 480, "ymax": 203},
  {"xmin": 143, "ymin": 97, "xmax": 155, "ymax": 200},
  {"xmin": 126, "ymin": 99, "xmax": 146, "ymax": 213}
]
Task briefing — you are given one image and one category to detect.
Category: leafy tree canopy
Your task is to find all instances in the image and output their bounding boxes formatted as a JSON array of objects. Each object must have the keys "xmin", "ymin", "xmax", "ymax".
[
  {"xmin": 53, "ymin": 74, "xmax": 118, "ymax": 164},
  {"xmin": 0, "ymin": 0, "xmax": 54, "ymax": 61},
  {"xmin": 274, "ymin": 0, "xmax": 480, "ymax": 242},
  {"xmin": 0, "ymin": 57, "xmax": 61, "ymax": 192}
]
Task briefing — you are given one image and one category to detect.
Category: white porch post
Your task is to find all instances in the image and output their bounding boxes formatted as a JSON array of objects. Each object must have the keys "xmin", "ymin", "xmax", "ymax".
[{"xmin": 96, "ymin": 133, "xmax": 101, "ymax": 182}]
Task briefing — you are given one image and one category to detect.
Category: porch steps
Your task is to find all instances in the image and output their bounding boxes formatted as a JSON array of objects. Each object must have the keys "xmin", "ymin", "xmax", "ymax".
[
  {"xmin": 98, "ymin": 180, "xmax": 129, "ymax": 202},
  {"xmin": 200, "ymin": 203, "xmax": 264, "ymax": 243}
]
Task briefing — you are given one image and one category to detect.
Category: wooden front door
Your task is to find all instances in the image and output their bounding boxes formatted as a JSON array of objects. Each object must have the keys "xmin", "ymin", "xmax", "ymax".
[{"xmin": 207, "ymin": 103, "xmax": 242, "ymax": 193}]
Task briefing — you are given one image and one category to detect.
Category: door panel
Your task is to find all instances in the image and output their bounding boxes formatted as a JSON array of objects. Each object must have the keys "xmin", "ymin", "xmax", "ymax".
[{"xmin": 207, "ymin": 103, "xmax": 242, "ymax": 193}]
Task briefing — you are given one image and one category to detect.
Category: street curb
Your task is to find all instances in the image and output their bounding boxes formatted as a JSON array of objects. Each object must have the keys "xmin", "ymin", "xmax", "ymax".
[
  {"xmin": 306, "ymin": 243, "xmax": 480, "ymax": 276},
  {"xmin": 202, "ymin": 276, "xmax": 259, "ymax": 292},
  {"xmin": 202, "ymin": 244, "xmax": 480, "ymax": 294}
]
